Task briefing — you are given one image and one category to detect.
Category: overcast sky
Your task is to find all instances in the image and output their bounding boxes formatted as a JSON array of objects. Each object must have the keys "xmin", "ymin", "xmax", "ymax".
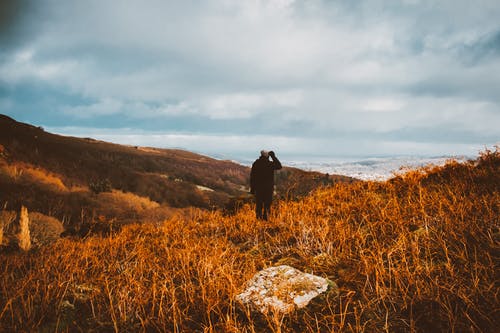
[{"xmin": 1, "ymin": 0, "xmax": 499, "ymax": 160}]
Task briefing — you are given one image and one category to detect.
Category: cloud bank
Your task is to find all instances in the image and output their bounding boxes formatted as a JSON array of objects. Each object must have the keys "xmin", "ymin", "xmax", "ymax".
[{"xmin": 1, "ymin": 0, "xmax": 499, "ymax": 158}]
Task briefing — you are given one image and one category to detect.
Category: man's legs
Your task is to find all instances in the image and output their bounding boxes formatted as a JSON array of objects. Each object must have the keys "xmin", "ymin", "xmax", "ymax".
[
  {"xmin": 262, "ymin": 199, "xmax": 272, "ymax": 221},
  {"xmin": 256, "ymin": 191, "xmax": 273, "ymax": 221},
  {"xmin": 255, "ymin": 195, "xmax": 264, "ymax": 219}
]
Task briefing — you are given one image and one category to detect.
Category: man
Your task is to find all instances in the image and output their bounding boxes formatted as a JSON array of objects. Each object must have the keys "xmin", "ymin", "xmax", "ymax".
[{"xmin": 250, "ymin": 150, "xmax": 282, "ymax": 220}]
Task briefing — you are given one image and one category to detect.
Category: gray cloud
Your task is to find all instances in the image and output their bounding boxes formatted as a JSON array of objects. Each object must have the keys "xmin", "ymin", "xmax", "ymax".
[
  {"xmin": 1, "ymin": 0, "xmax": 499, "ymax": 158},
  {"xmin": 454, "ymin": 29, "xmax": 500, "ymax": 65},
  {"xmin": 0, "ymin": 0, "xmax": 40, "ymax": 57}
]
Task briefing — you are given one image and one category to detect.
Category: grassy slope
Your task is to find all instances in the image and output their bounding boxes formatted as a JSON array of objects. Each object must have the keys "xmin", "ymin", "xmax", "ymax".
[
  {"xmin": 0, "ymin": 114, "xmax": 351, "ymax": 234},
  {"xmin": 0, "ymin": 149, "xmax": 498, "ymax": 332},
  {"xmin": 0, "ymin": 114, "xmax": 250, "ymax": 208}
]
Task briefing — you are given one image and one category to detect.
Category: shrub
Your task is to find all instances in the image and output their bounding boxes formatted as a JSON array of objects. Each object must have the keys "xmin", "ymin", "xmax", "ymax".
[
  {"xmin": 89, "ymin": 179, "xmax": 112, "ymax": 194},
  {"xmin": 29, "ymin": 212, "xmax": 64, "ymax": 247}
]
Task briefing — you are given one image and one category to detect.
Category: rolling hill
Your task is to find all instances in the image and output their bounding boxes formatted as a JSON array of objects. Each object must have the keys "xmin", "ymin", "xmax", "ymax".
[{"xmin": 0, "ymin": 114, "xmax": 351, "ymax": 234}]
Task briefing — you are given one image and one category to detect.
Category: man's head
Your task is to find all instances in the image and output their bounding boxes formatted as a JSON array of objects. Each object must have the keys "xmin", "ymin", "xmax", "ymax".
[{"xmin": 260, "ymin": 150, "xmax": 269, "ymax": 158}]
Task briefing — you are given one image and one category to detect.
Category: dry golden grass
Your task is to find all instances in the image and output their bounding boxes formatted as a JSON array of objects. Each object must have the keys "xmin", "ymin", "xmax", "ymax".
[
  {"xmin": 28, "ymin": 212, "xmax": 65, "ymax": 247},
  {"xmin": 0, "ymin": 210, "xmax": 64, "ymax": 250},
  {"xmin": 22, "ymin": 167, "xmax": 68, "ymax": 192},
  {"xmin": 0, "ymin": 149, "xmax": 498, "ymax": 332},
  {"xmin": 98, "ymin": 190, "xmax": 161, "ymax": 212},
  {"xmin": 0, "ymin": 160, "xmax": 68, "ymax": 192}
]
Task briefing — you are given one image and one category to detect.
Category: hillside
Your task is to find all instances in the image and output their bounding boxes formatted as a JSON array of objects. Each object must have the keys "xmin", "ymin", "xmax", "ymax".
[
  {"xmin": 0, "ymin": 148, "xmax": 498, "ymax": 332},
  {"xmin": 0, "ymin": 114, "xmax": 249, "ymax": 204},
  {"xmin": 0, "ymin": 114, "xmax": 350, "ymax": 234}
]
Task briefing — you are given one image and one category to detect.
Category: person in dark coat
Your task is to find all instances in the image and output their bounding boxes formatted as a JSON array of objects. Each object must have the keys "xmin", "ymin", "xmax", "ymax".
[{"xmin": 250, "ymin": 150, "xmax": 282, "ymax": 220}]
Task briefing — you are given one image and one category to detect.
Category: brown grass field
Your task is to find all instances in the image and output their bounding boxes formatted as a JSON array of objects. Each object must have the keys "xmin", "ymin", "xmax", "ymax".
[{"xmin": 0, "ymin": 148, "xmax": 499, "ymax": 332}]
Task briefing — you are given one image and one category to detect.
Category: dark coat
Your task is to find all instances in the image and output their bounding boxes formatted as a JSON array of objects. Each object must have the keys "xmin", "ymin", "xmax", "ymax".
[{"xmin": 250, "ymin": 155, "xmax": 282, "ymax": 195}]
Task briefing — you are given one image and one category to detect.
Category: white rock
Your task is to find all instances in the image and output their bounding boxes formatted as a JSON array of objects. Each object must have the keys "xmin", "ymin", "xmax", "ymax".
[{"xmin": 236, "ymin": 265, "xmax": 330, "ymax": 314}]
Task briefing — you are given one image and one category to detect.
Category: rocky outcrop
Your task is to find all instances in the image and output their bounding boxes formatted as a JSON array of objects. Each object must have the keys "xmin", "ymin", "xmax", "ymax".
[{"xmin": 236, "ymin": 265, "xmax": 336, "ymax": 314}]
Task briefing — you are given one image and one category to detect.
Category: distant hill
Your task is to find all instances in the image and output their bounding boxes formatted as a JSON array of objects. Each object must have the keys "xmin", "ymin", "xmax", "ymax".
[{"xmin": 0, "ymin": 114, "xmax": 352, "ymax": 234}]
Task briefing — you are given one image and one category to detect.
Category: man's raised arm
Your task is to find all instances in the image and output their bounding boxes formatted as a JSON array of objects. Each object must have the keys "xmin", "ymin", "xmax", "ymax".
[{"xmin": 269, "ymin": 151, "xmax": 282, "ymax": 170}]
